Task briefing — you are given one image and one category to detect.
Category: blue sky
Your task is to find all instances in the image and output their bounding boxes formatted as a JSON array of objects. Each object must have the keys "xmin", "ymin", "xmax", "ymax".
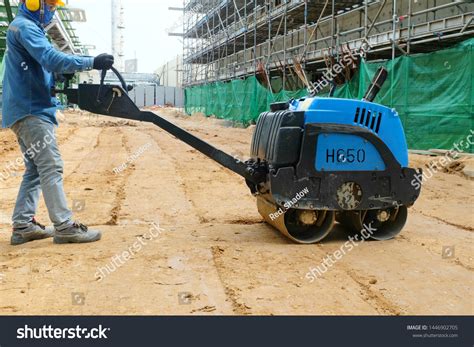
[{"xmin": 67, "ymin": 0, "xmax": 184, "ymax": 73}]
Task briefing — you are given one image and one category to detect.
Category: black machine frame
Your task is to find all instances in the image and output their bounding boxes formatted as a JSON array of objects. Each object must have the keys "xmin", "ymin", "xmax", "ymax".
[{"xmin": 58, "ymin": 67, "xmax": 422, "ymax": 213}]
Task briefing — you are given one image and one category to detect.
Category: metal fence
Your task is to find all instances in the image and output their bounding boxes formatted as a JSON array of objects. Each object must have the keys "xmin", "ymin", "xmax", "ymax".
[
  {"xmin": 0, "ymin": 86, "xmax": 185, "ymax": 122},
  {"xmin": 128, "ymin": 85, "xmax": 184, "ymax": 108}
]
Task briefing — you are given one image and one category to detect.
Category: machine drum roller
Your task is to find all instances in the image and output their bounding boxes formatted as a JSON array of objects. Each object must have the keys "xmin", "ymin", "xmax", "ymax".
[
  {"xmin": 59, "ymin": 67, "xmax": 422, "ymax": 244},
  {"xmin": 248, "ymin": 67, "xmax": 422, "ymax": 243},
  {"xmin": 336, "ymin": 207, "xmax": 408, "ymax": 241}
]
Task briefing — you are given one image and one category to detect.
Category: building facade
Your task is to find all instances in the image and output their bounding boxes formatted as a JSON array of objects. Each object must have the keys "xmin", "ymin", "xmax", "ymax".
[{"xmin": 182, "ymin": 0, "xmax": 473, "ymax": 90}]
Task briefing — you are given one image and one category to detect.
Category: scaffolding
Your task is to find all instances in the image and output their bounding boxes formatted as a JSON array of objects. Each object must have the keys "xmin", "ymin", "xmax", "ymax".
[{"xmin": 182, "ymin": 0, "xmax": 474, "ymax": 90}]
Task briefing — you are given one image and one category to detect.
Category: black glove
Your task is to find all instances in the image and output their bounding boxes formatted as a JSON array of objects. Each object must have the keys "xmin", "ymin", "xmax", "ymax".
[{"xmin": 93, "ymin": 54, "xmax": 114, "ymax": 70}]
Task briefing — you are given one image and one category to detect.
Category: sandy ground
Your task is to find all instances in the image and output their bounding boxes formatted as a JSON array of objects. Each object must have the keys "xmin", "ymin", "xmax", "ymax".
[{"xmin": 0, "ymin": 109, "xmax": 472, "ymax": 316}]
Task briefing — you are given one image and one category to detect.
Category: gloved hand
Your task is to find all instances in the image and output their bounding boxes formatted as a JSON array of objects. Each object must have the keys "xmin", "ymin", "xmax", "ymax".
[{"xmin": 93, "ymin": 54, "xmax": 115, "ymax": 70}]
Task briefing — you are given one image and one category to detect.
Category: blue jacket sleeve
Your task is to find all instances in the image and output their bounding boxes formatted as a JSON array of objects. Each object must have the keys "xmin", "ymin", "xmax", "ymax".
[{"xmin": 18, "ymin": 21, "xmax": 94, "ymax": 73}]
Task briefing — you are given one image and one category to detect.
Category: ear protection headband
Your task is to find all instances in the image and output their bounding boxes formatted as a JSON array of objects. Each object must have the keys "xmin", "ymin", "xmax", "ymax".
[
  {"xmin": 25, "ymin": 0, "xmax": 62, "ymax": 24},
  {"xmin": 25, "ymin": 0, "xmax": 43, "ymax": 12},
  {"xmin": 25, "ymin": 0, "xmax": 65, "ymax": 11}
]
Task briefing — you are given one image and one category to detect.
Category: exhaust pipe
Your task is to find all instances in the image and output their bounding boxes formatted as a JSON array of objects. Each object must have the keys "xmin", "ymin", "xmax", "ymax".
[{"xmin": 363, "ymin": 67, "xmax": 388, "ymax": 102}]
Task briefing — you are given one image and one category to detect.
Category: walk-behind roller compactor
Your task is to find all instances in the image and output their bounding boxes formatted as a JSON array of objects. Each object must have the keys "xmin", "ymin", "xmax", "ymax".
[{"xmin": 59, "ymin": 67, "xmax": 422, "ymax": 244}]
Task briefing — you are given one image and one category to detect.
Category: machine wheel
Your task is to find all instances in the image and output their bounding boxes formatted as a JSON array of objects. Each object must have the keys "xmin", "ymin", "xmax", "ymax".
[
  {"xmin": 284, "ymin": 209, "xmax": 336, "ymax": 244},
  {"xmin": 256, "ymin": 197, "xmax": 335, "ymax": 244},
  {"xmin": 337, "ymin": 206, "xmax": 408, "ymax": 241}
]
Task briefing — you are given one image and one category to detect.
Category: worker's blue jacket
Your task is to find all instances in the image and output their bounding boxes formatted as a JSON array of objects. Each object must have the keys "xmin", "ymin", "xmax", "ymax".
[{"xmin": 2, "ymin": 6, "xmax": 94, "ymax": 128}]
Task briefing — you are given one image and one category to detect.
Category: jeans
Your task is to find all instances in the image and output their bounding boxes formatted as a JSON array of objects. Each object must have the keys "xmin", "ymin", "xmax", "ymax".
[{"xmin": 11, "ymin": 116, "xmax": 72, "ymax": 229}]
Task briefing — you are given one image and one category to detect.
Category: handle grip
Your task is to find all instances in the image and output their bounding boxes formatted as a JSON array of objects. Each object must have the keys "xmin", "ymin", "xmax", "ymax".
[{"xmin": 97, "ymin": 67, "xmax": 133, "ymax": 103}]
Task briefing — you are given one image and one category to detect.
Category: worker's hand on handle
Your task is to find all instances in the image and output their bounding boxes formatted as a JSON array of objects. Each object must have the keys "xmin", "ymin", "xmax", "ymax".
[{"xmin": 93, "ymin": 54, "xmax": 115, "ymax": 71}]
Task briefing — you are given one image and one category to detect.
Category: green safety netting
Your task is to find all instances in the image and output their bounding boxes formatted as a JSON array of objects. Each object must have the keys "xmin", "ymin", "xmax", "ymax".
[{"xmin": 185, "ymin": 38, "xmax": 473, "ymax": 152}]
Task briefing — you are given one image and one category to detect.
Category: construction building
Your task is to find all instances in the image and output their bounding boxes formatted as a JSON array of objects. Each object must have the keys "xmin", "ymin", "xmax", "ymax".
[
  {"xmin": 182, "ymin": 0, "xmax": 473, "ymax": 88},
  {"xmin": 157, "ymin": 55, "xmax": 184, "ymax": 88},
  {"xmin": 181, "ymin": 0, "xmax": 473, "ymax": 151}
]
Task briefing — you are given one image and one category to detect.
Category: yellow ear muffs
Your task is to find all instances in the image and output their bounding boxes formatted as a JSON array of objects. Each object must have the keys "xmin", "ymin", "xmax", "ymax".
[{"xmin": 25, "ymin": 0, "xmax": 41, "ymax": 12}]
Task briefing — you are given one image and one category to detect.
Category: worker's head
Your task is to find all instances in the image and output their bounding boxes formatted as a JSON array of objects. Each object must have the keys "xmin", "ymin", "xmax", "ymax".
[{"xmin": 21, "ymin": 0, "xmax": 66, "ymax": 25}]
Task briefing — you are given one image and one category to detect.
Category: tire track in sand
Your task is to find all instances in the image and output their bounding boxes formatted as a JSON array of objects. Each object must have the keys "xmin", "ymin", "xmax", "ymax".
[
  {"xmin": 412, "ymin": 207, "xmax": 473, "ymax": 232},
  {"xmin": 63, "ymin": 127, "xmax": 105, "ymax": 181},
  {"xmin": 345, "ymin": 269, "xmax": 403, "ymax": 315},
  {"xmin": 140, "ymin": 125, "xmax": 258, "ymax": 227},
  {"xmin": 61, "ymin": 126, "xmax": 133, "ymax": 226},
  {"xmin": 211, "ymin": 246, "xmax": 252, "ymax": 315},
  {"xmin": 104, "ymin": 130, "xmax": 134, "ymax": 226}
]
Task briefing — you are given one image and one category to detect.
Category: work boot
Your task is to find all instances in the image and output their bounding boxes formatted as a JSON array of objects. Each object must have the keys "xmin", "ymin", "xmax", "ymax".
[
  {"xmin": 11, "ymin": 218, "xmax": 55, "ymax": 246},
  {"xmin": 54, "ymin": 222, "xmax": 102, "ymax": 244}
]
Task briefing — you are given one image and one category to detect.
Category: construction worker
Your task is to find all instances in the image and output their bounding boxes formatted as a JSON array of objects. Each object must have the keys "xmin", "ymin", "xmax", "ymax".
[{"xmin": 2, "ymin": 0, "xmax": 114, "ymax": 245}]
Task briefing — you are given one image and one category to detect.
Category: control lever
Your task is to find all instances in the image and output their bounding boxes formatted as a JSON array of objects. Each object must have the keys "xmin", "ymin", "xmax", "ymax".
[
  {"xmin": 96, "ymin": 67, "xmax": 133, "ymax": 104},
  {"xmin": 110, "ymin": 66, "xmax": 133, "ymax": 92},
  {"xmin": 96, "ymin": 69, "xmax": 108, "ymax": 104}
]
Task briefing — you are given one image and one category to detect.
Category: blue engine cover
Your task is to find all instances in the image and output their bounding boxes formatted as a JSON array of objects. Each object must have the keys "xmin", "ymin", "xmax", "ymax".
[{"xmin": 290, "ymin": 97, "xmax": 409, "ymax": 171}]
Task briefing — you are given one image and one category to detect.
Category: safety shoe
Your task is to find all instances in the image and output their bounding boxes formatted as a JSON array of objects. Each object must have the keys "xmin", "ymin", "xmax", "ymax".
[
  {"xmin": 11, "ymin": 218, "xmax": 55, "ymax": 246},
  {"xmin": 54, "ymin": 222, "xmax": 102, "ymax": 244}
]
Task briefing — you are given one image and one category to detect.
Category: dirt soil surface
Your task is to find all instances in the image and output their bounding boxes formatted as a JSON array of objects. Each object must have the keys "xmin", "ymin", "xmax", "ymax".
[{"xmin": 0, "ymin": 109, "xmax": 472, "ymax": 315}]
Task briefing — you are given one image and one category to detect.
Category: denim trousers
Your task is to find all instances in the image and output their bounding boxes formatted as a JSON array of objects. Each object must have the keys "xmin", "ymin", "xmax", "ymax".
[{"xmin": 10, "ymin": 116, "xmax": 72, "ymax": 229}]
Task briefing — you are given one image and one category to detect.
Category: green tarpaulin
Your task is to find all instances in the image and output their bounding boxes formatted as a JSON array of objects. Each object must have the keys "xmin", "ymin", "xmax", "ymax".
[{"xmin": 185, "ymin": 38, "xmax": 474, "ymax": 152}]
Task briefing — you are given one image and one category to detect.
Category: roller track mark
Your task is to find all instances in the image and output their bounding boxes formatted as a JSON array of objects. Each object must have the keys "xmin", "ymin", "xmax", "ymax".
[
  {"xmin": 139, "ymin": 127, "xmax": 204, "ymax": 223},
  {"xmin": 211, "ymin": 246, "xmax": 252, "ymax": 315},
  {"xmin": 141, "ymin": 120, "xmax": 246, "ymax": 179},
  {"xmin": 57, "ymin": 127, "xmax": 79, "ymax": 146},
  {"xmin": 412, "ymin": 208, "xmax": 473, "ymax": 232},
  {"xmin": 58, "ymin": 127, "xmax": 127, "ymax": 226},
  {"xmin": 225, "ymin": 219, "xmax": 264, "ymax": 225},
  {"xmin": 105, "ymin": 129, "xmax": 134, "ymax": 226},
  {"xmin": 393, "ymin": 234, "xmax": 473, "ymax": 272},
  {"xmin": 346, "ymin": 269, "xmax": 403, "ymax": 315},
  {"xmin": 105, "ymin": 184, "xmax": 126, "ymax": 226},
  {"xmin": 0, "ymin": 306, "xmax": 19, "ymax": 313},
  {"xmin": 139, "ymin": 126, "xmax": 255, "ymax": 227},
  {"xmin": 454, "ymin": 259, "xmax": 474, "ymax": 271},
  {"xmin": 64, "ymin": 127, "xmax": 106, "ymax": 181}
]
